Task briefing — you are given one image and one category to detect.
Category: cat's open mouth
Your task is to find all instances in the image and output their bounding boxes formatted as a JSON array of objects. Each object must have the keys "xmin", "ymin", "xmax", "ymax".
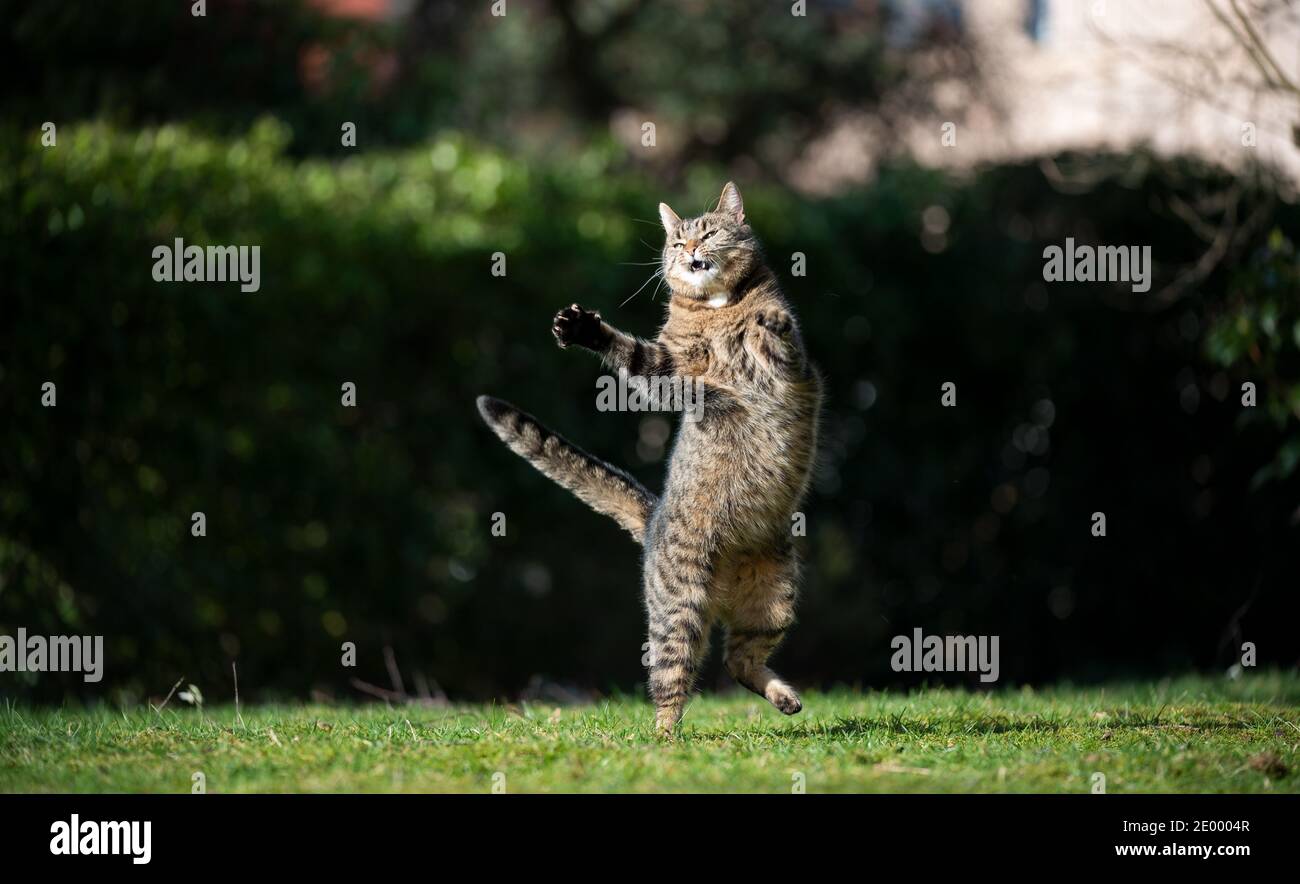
[{"xmin": 677, "ymin": 258, "xmax": 719, "ymax": 291}]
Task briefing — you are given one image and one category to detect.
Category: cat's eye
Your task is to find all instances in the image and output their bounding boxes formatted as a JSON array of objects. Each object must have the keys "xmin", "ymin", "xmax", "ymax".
[
  {"xmin": 672, "ymin": 241, "xmax": 684, "ymax": 248},
  {"xmin": 701, "ymin": 230, "xmax": 716, "ymax": 240}
]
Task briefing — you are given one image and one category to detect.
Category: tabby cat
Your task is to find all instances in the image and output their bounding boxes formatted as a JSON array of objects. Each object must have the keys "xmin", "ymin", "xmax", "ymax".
[{"xmin": 477, "ymin": 182, "xmax": 822, "ymax": 733}]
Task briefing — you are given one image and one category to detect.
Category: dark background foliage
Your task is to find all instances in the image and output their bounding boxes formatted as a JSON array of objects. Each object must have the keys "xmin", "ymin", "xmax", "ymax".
[{"xmin": 1, "ymin": 0, "xmax": 1297, "ymax": 704}]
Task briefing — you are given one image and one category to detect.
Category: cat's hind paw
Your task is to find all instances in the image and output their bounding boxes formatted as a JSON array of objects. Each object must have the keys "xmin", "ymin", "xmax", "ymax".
[{"xmin": 766, "ymin": 681, "xmax": 803, "ymax": 715}]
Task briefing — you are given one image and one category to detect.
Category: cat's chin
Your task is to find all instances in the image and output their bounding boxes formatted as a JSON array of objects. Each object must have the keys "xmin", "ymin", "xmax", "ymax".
[
  {"xmin": 670, "ymin": 267, "xmax": 725, "ymax": 298},
  {"xmin": 679, "ymin": 271, "xmax": 716, "ymax": 290}
]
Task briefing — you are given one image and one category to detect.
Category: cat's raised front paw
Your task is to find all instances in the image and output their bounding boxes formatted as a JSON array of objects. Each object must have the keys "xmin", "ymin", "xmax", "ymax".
[
  {"xmin": 755, "ymin": 308, "xmax": 793, "ymax": 339},
  {"xmin": 552, "ymin": 303, "xmax": 604, "ymax": 349}
]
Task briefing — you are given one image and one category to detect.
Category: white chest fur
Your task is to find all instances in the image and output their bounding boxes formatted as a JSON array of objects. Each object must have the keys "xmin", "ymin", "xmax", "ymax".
[{"xmin": 705, "ymin": 292, "xmax": 731, "ymax": 308}]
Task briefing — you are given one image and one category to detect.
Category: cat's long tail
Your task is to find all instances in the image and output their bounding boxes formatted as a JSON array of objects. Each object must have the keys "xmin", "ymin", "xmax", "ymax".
[{"xmin": 476, "ymin": 396, "xmax": 657, "ymax": 543}]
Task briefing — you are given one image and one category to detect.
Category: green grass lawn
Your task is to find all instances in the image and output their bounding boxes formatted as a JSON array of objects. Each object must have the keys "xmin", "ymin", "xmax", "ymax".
[{"xmin": 2, "ymin": 673, "xmax": 1297, "ymax": 793}]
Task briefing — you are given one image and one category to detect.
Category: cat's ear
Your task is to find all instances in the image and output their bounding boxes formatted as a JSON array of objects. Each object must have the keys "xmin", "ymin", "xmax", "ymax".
[
  {"xmin": 716, "ymin": 181, "xmax": 744, "ymax": 223},
  {"xmin": 658, "ymin": 202, "xmax": 681, "ymax": 234}
]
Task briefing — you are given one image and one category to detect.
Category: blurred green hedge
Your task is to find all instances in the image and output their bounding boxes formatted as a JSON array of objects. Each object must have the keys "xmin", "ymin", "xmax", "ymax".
[{"xmin": 2, "ymin": 121, "xmax": 1296, "ymax": 702}]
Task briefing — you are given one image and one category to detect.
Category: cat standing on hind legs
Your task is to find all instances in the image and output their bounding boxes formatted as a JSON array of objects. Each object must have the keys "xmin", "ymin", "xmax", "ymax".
[{"xmin": 477, "ymin": 182, "xmax": 822, "ymax": 733}]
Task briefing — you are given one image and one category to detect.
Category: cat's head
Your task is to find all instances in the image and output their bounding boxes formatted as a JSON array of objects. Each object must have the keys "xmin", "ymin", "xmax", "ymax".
[{"xmin": 659, "ymin": 182, "xmax": 758, "ymax": 303}]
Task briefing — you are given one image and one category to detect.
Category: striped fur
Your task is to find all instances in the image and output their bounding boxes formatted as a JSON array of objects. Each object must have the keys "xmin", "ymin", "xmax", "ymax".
[
  {"xmin": 478, "ymin": 182, "xmax": 822, "ymax": 733},
  {"xmin": 476, "ymin": 396, "xmax": 657, "ymax": 542}
]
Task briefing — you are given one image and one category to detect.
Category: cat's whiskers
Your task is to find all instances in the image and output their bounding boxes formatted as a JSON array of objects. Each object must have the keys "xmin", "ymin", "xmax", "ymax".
[
  {"xmin": 621, "ymin": 266, "xmax": 664, "ymax": 307},
  {"xmin": 651, "ymin": 273, "xmax": 670, "ymax": 304}
]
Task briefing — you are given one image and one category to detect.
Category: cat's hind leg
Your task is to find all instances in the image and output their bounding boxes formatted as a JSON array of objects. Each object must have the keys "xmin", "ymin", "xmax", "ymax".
[
  {"xmin": 644, "ymin": 541, "xmax": 714, "ymax": 735},
  {"xmin": 722, "ymin": 550, "xmax": 802, "ymax": 715}
]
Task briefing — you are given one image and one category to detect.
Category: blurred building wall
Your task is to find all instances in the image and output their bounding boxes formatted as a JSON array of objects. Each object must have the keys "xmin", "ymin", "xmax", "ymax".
[{"xmin": 793, "ymin": 0, "xmax": 1300, "ymax": 191}]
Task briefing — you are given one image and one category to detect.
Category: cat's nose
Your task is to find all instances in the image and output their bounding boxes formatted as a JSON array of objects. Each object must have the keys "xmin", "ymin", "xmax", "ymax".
[{"xmin": 685, "ymin": 239, "xmax": 699, "ymax": 253}]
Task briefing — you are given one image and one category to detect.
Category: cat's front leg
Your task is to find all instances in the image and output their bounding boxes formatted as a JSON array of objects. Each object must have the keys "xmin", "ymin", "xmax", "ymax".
[
  {"xmin": 553, "ymin": 303, "xmax": 677, "ymax": 379},
  {"xmin": 748, "ymin": 307, "xmax": 803, "ymax": 377}
]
